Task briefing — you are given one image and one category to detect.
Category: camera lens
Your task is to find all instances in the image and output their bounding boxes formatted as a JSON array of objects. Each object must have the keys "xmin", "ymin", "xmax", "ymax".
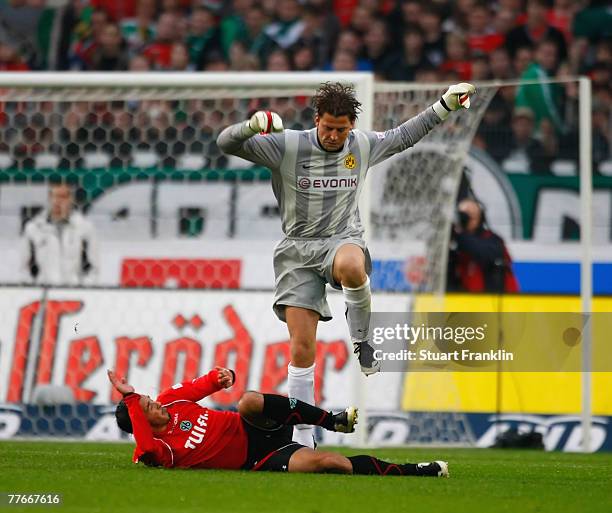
[{"xmin": 459, "ymin": 211, "xmax": 470, "ymax": 229}]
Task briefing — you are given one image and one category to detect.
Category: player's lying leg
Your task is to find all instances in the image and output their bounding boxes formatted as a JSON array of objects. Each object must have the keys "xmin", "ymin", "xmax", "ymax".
[
  {"xmin": 238, "ymin": 391, "xmax": 357, "ymax": 433},
  {"xmin": 288, "ymin": 448, "xmax": 449, "ymax": 477},
  {"xmin": 288, "ymin": 448, "xmax": 352, "ymax": 473},
  {"xmin": 346, "ymin": 455, "xmax": 449, "ymax": 477},
  {"xmin": 332, "ymin": 243, "xmax": 379, "ymax": 375}
]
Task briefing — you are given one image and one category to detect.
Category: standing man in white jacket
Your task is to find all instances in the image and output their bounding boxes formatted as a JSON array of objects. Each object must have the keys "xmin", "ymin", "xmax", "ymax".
[{"xmin": 20, "ymin": 182, "xmax": 99, "ymax": 286}]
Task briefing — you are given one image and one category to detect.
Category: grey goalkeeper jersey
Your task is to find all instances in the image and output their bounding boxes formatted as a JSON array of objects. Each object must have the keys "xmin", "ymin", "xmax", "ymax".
[{"xmin": 217, "ymin": 107, "xmax": 442, "ymax": 239}]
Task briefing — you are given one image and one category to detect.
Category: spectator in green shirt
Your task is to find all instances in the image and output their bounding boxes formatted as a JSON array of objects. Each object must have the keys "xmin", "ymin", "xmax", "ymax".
[
  {"xmin": 220, "ymin": 0, "xmax": 252, "ymax": 58},
  {"xmin": 515, "ymin": 38, "xmax": 565, "ymax": 135},
  {"xmin": 187, "ymin": 6, "xmax": 223, "ymax": 70}
]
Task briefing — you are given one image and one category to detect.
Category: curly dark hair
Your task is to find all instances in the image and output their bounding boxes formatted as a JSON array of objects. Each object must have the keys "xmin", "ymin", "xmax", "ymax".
[
  {"xmin": 115, "ymin": 399, "xmax": 133, "ymax": 434},
  {"xmin": 312, "ymin": 82, "xmax": 362, "ymax": 122}
]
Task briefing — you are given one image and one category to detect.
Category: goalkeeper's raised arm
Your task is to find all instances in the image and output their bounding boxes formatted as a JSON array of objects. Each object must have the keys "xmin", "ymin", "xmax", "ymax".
[
  {"xmin": 366, "ymin": 82, "xmax": 476, "ymax": 167},
  {"xmin": 216, "ymin": 110, "xmax": 285, "ymax": 169}
]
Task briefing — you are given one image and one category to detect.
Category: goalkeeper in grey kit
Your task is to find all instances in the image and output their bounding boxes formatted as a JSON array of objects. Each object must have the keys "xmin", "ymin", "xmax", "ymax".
[{"xmin": 217, "ymin": 81, "xmax": 475, "ymax": 448}]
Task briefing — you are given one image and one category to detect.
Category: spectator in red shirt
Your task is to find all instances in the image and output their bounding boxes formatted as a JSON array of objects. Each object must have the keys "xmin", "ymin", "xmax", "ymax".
[
  {"xmin": 0, "ymin": 42, "xmax": 30, "ymax": 71},
  {"xmin": 109, "ymin": 368, "xmax": 448, "ymax": 476},
  {"xmin": 467, "ymin": 3, "xmax": 505, "ymax": 55},
  {"xmin": 142, "ymin": 12, "xmax": 180, "ymax": 69},
  {"xmin": 90, "ymin": 0, "xmax": 137, "ymax": 22},
  {"xmin": 332, "ymin": 0, "xmax": 358, "ymax": 27},
  {"xmin": 547, "ymin": 0, "xmax": 577, "ymax": 44},
  {"xmin": 440, "ymin": 33, "xmax": 472, "ymax": 81}
]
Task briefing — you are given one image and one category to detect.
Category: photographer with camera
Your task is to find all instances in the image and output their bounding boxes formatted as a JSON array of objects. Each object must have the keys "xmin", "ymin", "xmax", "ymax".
[{"xmin": 447, "ymin": 198, "xmax": 519, "ymax": 293}]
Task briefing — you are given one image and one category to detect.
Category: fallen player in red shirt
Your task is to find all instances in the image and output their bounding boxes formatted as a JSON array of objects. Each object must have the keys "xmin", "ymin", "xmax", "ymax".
[{"xmin": 108, "ymin": 367, "xmax": 449, "ymax": 477}]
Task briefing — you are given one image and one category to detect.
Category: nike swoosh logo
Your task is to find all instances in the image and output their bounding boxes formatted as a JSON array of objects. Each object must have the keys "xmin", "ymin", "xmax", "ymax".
[{"xmin": 302, "ymin": 164, "xmax": 315, "ymax": 169}]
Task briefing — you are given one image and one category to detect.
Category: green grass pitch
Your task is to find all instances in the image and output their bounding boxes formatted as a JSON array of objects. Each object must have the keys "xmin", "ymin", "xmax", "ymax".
[{"xmin": 1, "ymin": 441, "xmax": 611, "ymax": 513}]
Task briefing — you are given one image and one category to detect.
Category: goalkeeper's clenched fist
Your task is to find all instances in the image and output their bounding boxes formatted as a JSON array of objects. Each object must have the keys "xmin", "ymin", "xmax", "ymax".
[
  {"xmin": 432, "ymin": 83, "xmax": 476, "ymax": 120},
  {"xmin": 243, "ymin": 110, "xmax": 284, "ymax": 136}
]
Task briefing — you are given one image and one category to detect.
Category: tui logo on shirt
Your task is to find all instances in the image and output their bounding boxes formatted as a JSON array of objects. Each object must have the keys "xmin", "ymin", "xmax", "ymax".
[
  {"xmin": 184, "ymin": 412, "xmax": 210, "ymax": 450},
  {"xmin": 180, "ymin": 420, "xmax": 192, "ymax": 431}
]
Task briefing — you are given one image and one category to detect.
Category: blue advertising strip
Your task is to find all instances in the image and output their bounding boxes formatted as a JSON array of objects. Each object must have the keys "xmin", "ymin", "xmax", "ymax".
[
  {"xmin": 1, "ymin": 404, "xmax": 609, "ymax": 452},
  {"xmin": 512, "ymin": 262, "xmax": 612, "ymax": 294},
  {"xmin": 360, "ymin": 411, "xmax": 611, "ymax": 452},
  {"xmin": 370, "ymin": 260, "xmax": 612, "ymax": 295},
  {"xmin": 464, "ymin": 412, "xmax": 612, "ymax": 452},
  {"xmin": 370, "ymin": 260, "xmax": 411, "ymax": 292}
]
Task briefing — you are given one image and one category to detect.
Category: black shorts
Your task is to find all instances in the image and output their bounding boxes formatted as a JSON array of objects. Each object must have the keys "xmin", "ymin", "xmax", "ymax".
[{"xmin": 241, "ymin": 418, "xmax": 306, "ymax": 472}]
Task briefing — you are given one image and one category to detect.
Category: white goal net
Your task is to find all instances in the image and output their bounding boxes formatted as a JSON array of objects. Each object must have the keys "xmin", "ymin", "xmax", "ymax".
[{"xmin": 371, "ymin": 83, "xmax": 496, "ymax": 295}]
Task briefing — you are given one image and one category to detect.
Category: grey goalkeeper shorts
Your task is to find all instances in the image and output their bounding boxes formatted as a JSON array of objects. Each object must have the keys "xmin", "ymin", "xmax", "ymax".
[{"xmin": 272, "ymin": 236, "xmax": 372, "ymax": 322}]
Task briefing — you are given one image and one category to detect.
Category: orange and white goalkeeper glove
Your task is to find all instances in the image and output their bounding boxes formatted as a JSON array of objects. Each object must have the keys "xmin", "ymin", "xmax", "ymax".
[
  {"xmin": 244, "ymin": 110, "xmax": 284, "ymax": 135},
  {"xmin": 432, "ymin": 83, "xmax": 476, "ymax": 120}
]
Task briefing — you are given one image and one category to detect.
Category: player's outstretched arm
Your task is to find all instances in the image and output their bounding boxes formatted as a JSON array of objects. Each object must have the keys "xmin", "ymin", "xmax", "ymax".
[
  {"xmin": 217, "ymin": 110, "xmax": 284, "ymax": 155},
  {"xmin": 157, "ymin": 367, "xmax": 236, "ymax": 403},
  {"xmin": 107, "ymin": 370, "xmax": 172, "ymax": 466},
  {"xmin": 367, "ymin": 82, "xmax": 476, "ymax": 167},
  {"xmin": 107, "ymin": 369, "xmax": 135, "ymax": 395}
]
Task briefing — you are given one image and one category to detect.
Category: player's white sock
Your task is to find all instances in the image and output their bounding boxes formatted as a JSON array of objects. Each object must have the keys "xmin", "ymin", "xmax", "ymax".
[
  {"xmin": 288, "ymin": 363, "xmax": 316, "ymax": 449},
  {"xmin": 342, "ymin": 276, "xmax": 371, "ymax": 343}
]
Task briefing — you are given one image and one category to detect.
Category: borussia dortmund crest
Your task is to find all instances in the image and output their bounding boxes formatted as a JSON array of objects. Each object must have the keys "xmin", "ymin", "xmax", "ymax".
[
  {"xmin": 344, "ymin": 153, "xmax": 356, "ymax": 169},
  {"xmin": 180, "ymin": 420, "xmax": 193, "ymax": 431}
]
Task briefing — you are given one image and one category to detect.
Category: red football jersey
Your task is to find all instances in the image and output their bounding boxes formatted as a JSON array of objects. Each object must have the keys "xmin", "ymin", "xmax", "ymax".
[{"xmin": 124, "ymin": 369, "xmax": 248, "ymax": 469}]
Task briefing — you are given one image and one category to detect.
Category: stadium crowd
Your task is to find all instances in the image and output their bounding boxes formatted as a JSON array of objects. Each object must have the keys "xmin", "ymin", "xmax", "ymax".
[{"xmin": 0, "ymin": 0, "xmax": 610, "ymax": 173}]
